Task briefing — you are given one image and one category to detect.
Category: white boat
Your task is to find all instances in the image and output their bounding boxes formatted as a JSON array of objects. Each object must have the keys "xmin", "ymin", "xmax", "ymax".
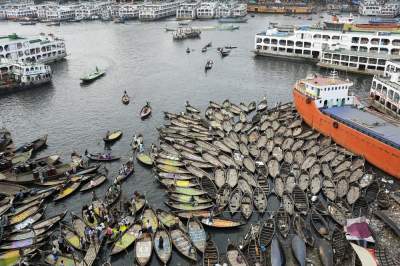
[
  {"xmin": 0, "ymin": 33, "xmax": 66, "ymax": 63},
  {"xmin": 0, "ymin": 60, "xmax": 52, "ymax": 94}
]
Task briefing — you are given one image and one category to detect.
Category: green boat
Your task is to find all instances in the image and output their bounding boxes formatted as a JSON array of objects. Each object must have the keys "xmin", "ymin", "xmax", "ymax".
[{"xmin": 80, "ymin": 67, "xmax": 105, "ymax": 83}]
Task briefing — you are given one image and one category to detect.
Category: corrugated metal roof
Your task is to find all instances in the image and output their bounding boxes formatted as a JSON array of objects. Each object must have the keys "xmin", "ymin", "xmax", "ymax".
[{"xmin": 322, "ymin": 106, "xmax": 400, "ymax": 148}]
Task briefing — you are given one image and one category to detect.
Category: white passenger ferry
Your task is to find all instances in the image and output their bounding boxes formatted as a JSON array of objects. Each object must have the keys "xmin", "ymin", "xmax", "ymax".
[
  {"xmin": 0, "ymin": 33, "xmax": 67, "ymax": 63},
  {"xmin": 0, "ymin": 60, "xmax": 52, "ymax": 94},
  {"xmin": 370, "ymin": 59, "xmax": 400, "ymax": 118},
  {"xmin": 255, "ymin": 25, "xmax": 400, "ymax": 75}
]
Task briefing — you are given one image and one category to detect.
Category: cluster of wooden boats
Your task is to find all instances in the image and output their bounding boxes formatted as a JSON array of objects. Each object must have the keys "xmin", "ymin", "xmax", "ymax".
[{"xmin": 0, "ymin": 95, "xmax": 398, "ymax": 265}]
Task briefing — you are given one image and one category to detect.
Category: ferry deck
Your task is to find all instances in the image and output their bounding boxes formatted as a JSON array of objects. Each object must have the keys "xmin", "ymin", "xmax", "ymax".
[{"xmin": 321, "ymin": 106, "xmax": 400, "ymax": 149}]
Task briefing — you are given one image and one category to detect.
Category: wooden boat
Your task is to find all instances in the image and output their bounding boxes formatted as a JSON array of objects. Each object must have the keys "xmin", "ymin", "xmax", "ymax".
[
  {"xmin": 103, "ymin": 130, "xmax": 123, "ymax": 143},
  {"xmin": 111, "ymin": 222, "xmax": 142, "ymax": 255},
  {"xmin": 187, "ymin": 217, "xmax": 206, "ymax": 253},
  {"xmin": 11, "ymin": 199, "xmax": 43, "ymax": 216},
  {"xmin": 45, "ymin": 254, "xmax": 77, "ymax": 266},
  {"xmin": 156, "ymin": 164, "xmax": 189, "ymax": 174},
  {"xmin": 15, "ymin": 134, "xmax": 47, "ymax": 153},
  {"xmin": 11, "ymin": 149, "xmax": 32, "ymax": 165},
  {"xmin": 311, "ymin": 209, "xmax": 330, "ymax": 239},
  {"xmin": 160, "ymin": 178, "xmax": 198, "ymax": 188},
  {"xmin": 80, "ymin": 175, "xmax": 107, "ymax": 192},
  {"xmin": 7, "ymin": 204, "xmax": 41, "ymax": 226},
  {"xmin": 105, "ymin": 184, "xmax": 121, "ymax": 206},
  {"xmin": 226, "ymin": 243, "xmax": 249, "ymax": 266},
  {"xmin": 142, "ymin": 208, "xmax": 159, "ymax": 232},
  {"xmin": 271, "ymin": 237, "xmax": 285, "ymax": 266},
  {"xmin": 71, "ymin": 213, "xmax": 86, "ymax": 238},
  {"xmin": 293, "ymin": 214, "xmax": 315, "ymax": 247},
  {"xmin": 185, "ymin": 102, "xmax": 201, "ymax": 113},
  {"xmin": 54, "ymin": 181, "xmax": 81, "ymax": 201},
  {"xmin": 259, "ymin": 217, "xmax": 275, "ymax": 248},
  {"xmin": 257, "ymin": 98, "xmax": 268, "ymax": 112},
  {"xmin": 0, "ymin": 182, "xmax": 26, "ymax": 197},
  {"xmin": 216, "ymin": 184, "xmax": 230, "ymax": 209},
  {"xmin": 1, "ymin": 163, "xmax": 71, "ymax": 183},
  {"xmin": 165, "ymin": 201, "xmax": 213, "ymax": 211},
  {"xmin": 292, "ymin": 185, "xmax": 308, "ymax": 215},
  {"xmin": 8, "ymin": 210, "xmax": 66, "ymax": 235},
  {"xmin": 201, "ymin": 217, "xmax": 244, "ymax": 228},
  {"xmin": 122, "ymin": 94, "xmax": 130, "ymax": 105},
  {"xmin": 136, "ymin": 153, "xmax": 153, "ymax": 166},
  {"xmin": 140, "ymin": 102, "xmax": 152, "ymax": 119},
  {"xmin": 229, "ymin": 188, "xmax": 242, "ymax": 214},
  {"xmin": 5, "ymin": 225, "xmax": 48, "ymax": 242},
  {"xmin": 253, "ymin": 187, "xmax": 267, "ymax": 213},
  {"xmin": 245, "ymin": 236, "xmax": 263, "ymax": 266},
  {"xmin": 315, "ymin": 238, "xmax": 333, "ymax": 266},
  {"xmin": 175, "ymin": 210, "xmax": 214, "ymax": 220},
  {"xmin": 276, "ymin": 207, "xmax": 290, "ymax": 239},
  {"xmin": 291, "ymin": 234, "xmax": 306, "ymax": 266},
  {"xmin": 205, "ymin": 60, "xmax": 213, "ymax": 71},
  {"xmin": 200, "ymin": 176, "xmax": 217, "ymax": 199},
  {"xmin": 130, "ymin": 194, "xmax": 146, "ymax": 215},
  {"xmin": 168, "ymin": 186, "xmax": 206, "ymax": 196},
  {"xmin": 0, "ymin": 234, "xmax": 47, "ymax": 250},
  {"xmin": 203, "ymin": 239, "xmax": 219, "ymax": 266},
  {"xmin": 331, "ymin": 226, "xmax": 347, "ymax": 264},
  {"xmin": 80, "ymin": 67, "xmax": 105, "ymax": 83},
  {"xmin": 157, "ymin": 172, "xmax": 193, "ymax": 180},
  {"xmin": 153, "ymin": 227, "xmax": 172, "ymax": 265},
  {"xmin": 156, "ymin": 209, "xmax": 184, "ymax": 229},
  {"xmin": 135, "ymin": 232, "xmax": 152, "ymax": 266},
  {"xmin": 168, "ymin": 193, "xmax": 211, "ymax": 204},
  {"xmin": 240, "ymin": 193, "xmax": 253, "ymax": 220},
  {"xmin": 170, "ymin": 227, "xmax": 197, "ymax": 261},
  {"xmin": 156, "ymin": 158, "xmax": 184, "ymax": 167},
  {"xmin": 62, "ymin": 225, "xmax": 82, "ymax": 250},
  {"xmin": 86, "ymin": 153, "xmax": 120, "ymax": 162},
  {"xmin": 82, "ymin": 208, "xmax": 98, "ymax": 228}
]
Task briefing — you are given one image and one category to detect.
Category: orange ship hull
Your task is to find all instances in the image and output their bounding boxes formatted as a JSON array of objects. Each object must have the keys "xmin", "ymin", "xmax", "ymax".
[{"xmin": 293, "ymin": 89, "xmax": 400, "ymax": 179}]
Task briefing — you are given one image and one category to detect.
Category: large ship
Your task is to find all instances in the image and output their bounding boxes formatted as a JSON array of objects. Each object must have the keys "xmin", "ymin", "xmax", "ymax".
[
  {"xmin": 0, "ymin": 33, "xmax": 66, "ymax": 63},
  {"xmin": 0, "ymin": 60, "xmax": 52, "ymax": 94},
  {"xmin": 293, "ymin": 71, "xmax": 400, "ymax": 179}
]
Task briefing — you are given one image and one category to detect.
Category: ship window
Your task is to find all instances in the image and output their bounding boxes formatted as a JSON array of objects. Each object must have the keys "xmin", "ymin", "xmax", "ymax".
[
  {"xmin": 352, "ymin": 37, "xmax": 359, "ymax": 44},
  {"xmin": 287, "ymin": 40, "xmax": 294, "ymax": 46},
  {"xmin": 380, "ymin": 48, "xmax": 389, "ymax": 54},
  {"xmin": 360, "ymin": 57, "xmax": 368, "ymax": 63},
  {"xmin": 351, "ymin": 46, "xmax": 358, "ymax": 51},
  {"xmin": 378, "ymin": 59, "xmax": 385, "ymax": 66},
  {"xmin": 263, "ymin": 38, "xmax": 269, "ymax": 44},
  {"xmin": 369, "ymin": 58, "xmax": 377, "ymax": 64},
  {"xmin": 393, "ymin": 39, "xmax": 400, "ymax": 46},
  {"xmin": 391, "ymin": 49, "xmax": 400, "ymax": 55},
  {"xmin": 295, "ymin": 49, "xmax": 302, "ymax": 54},
  {"xmin": 359, "ymin": 46, "xmax": 368, "ymax": 52},
  {"xmin": 350, "ymin": 56, "xmax": 358, "ymax": 62},
  {"xmin": 371, "ymin": 38, "xmax": 379, "ymax": 45},
  {"xmin": 304, "ymin": 50, "xmax": 311, "ymax": 55},
  {"xmin": 257, "ymin": 38, "xmax": 262, "ymax": 43},
  {"xmin": 279, "ymin": 40, "xmax": 286, "ymax": 46},
  {"xmin": 313, "ymin": 34, "xmax": 321, "ymax": 39},
  {"xmin": 296, "ymin": 41, "xmax": 303, "ymax": 47},
  {"xmin": 287, "ymin": 48, "xmax": 293, "ymax": 53},
  {"xmin": 0, "ymin": 46, "xmax": 2, "ymax": 52},
  {"xmin": 394, "ymin": 93, "xmax": 399, "ymax": 103},
  {"xmin": 377, "ymin": 83, "xmax": 382, "ymax": 91},
  {"xmin": 341, "ymin": 55, "xmax": 349, "ymax": 61},
  {"xmin": 304, "ymin": 42, "xmax": 311, "ymax": 48},
  {"xmin": 279, "ymin": 47, "xmax": 285, "ymax": 52},
  {"xmin": 360, "ymin": 38, "xmax": 369, "ymax": 44},
  {"xmin": 332, "ymin": 36, "xmax": 340, "ymax": 40},
  {"xmin": 271, "ymin": 39, "xmax": 277, "ymax": 45},
  {"xmin": 381, "ymin": 39, "xmax": 390, "ymax": 45},
  {"xmin": 372, "ymin": 81, "xmax": 377, "ymax": 89},
  {"xmin": 383, "ymin": 86, "xmax": 387, "ymax": 95},
  {"xmin": 367, "ymin": 65, "xmax": 376, "ymax": 70},
  {"xmin": 388, "ymin": 90, "xmax": 394, "ymax": 100},
  {"xmin": 323, "ymin": 35, "xmax": 330, "ymax": 41}
]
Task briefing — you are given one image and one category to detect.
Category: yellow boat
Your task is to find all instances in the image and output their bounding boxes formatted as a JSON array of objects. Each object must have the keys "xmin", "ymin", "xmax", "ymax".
[
  {"xmin": 54, "ymin": 181, "xmax": 81, "ymax": 201},
  {"xmin": 142, "ymin": 208, "xmax": 158, "ymax": 232},
  {"xmin": 103, "ymin": 130, "xmax": 123, "ymax": 143},
  {"xmin": 111, "ymin": 223, "xmax": 142, "ymax": 255},
  {"xmin": 62, "ymin": 225, "xmax": 82, "ymax": 250},
  {"xmin": 136, "ymin": 153, "xmax": 153, "ymax": 166},
  {"xmin": 156, "ymin": 164, "xmax": 189, "ymax": 174},
  {"xmin": 8, "ymin": 204, "xmax": 40, "ymax": 225}
]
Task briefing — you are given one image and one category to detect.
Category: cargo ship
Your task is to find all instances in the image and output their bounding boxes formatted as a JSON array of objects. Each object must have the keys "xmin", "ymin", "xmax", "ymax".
[{"xmin": 293, "ymin": 71, "xmax": 400, "ymax": 179}]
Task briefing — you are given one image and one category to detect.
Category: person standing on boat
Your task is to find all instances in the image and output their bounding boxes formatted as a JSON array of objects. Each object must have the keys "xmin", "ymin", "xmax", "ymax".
[{"xmin": 158, "ymin": 235, "xmax": 164, "ymax": 249}]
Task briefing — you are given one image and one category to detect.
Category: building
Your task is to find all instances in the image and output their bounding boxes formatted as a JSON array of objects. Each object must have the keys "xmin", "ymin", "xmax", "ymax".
[
  {"xmin": 139, "ymin": 1, "xmax": 181, "ymax": 21},
  {"xmin": 215, "ymin": 2, "xmax": 247, "ymax": 18},
  {"xmin": 176, "ymin": 1, "xmax": 200, "ymax": 20},
  {"xmin": 359, "ymin": 0, "xmax": 400, "ymax": 17},
  {"xmin": 196, "ymin": 2, "xmax": 218, "ymax": 19},
  {"xmin": 116, "ymin": 3, "xmax": 140, "ymax": 19},
  {"xmin": 45, "ymin": 5, "xmax": 77, "ymax": 21}
]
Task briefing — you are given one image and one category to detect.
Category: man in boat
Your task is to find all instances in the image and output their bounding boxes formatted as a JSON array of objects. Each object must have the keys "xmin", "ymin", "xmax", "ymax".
[
  {"xmin": 158, "ymin": 235, "xmax": 164, "ymax": 249},
  {"xmin": 106, "ymin": 131, "xmax": 110, "ymax": 140}
]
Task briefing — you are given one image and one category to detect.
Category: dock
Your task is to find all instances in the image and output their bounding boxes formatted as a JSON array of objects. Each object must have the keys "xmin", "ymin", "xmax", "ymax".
[{"xmin": 79, "ymin": 238, "xmax": 102, "ymax": 266}]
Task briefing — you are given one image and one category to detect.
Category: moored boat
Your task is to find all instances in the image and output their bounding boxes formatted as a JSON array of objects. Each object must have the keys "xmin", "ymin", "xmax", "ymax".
[{"xmin": 140, "ymin": 102, "xmax": 152, "ymax": 119}]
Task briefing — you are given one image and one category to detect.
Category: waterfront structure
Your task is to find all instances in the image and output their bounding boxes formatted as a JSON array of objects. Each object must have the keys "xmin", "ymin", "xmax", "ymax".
[
  {"xmin": 0, "ymin": 60, "xmax": 52, "ymax": 94},
  {"xmin": 215, "ymin": 2, "xmax": 247, "ymax": 18},
  {"xmin": 0, "ymin": 33, "xmax": 66, "ymax": 63},
  {"xmin": 359, "ymin": 0, "xmax": 400, "ymax": 18},
  {"xmin": 139, "ymin": 1, "xmax": 181, "ymax": 21},
  {"xmin": 45, "ymin": 4, "xmax": 77, "ymax": 21},
  {"xmin": 293, "ymin": 72, "xmax": 400, "ymax": 179},
  {"xmin": 370, "ymin": 60, "xmax": 400, "ymax": 118},
  {"xmin": 4, "ymin": 3, "xmax": 36, "ymax": 19},
  {"xmin": 196, "ymin": 2, "xmax": 218, "ymax": 19},
  {"xmin": 247, "ymin": 3, "xmax": 313, "ymax": 14},
  {"xmin": 116, "ymin": 3, "xmax": 140, "ymax": 19},
  {"xmin": 255, "ymin": 25, "xmax": 400, "ymax": 74},
  {"xmin": 176, "ymin": 1, "xmax": 200, "ymax": 20}
]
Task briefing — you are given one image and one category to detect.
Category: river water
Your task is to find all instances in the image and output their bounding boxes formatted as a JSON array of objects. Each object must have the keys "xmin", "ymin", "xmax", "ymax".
[{"xmin": 0, "ymin": 13, "xmax": 372, "ymax": 266}]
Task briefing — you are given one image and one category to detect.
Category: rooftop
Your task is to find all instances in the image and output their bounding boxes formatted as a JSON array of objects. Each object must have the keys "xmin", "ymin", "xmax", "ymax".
[
  {"xmin": 302, "ymin": 75, "xmax": 352, "ymax": 87},
  {"xmin": 322, "ymin": 106, "xmax": 400, "ymax": 149}
]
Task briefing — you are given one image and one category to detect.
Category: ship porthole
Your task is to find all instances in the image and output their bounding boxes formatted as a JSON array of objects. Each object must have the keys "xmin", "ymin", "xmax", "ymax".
[{"xmin": 333, "ymin": 121, "xmax": 339, "ymax": 129}]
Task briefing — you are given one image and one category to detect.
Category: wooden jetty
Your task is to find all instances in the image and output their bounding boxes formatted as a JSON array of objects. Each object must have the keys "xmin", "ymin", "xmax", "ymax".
[{"xmin": 79, "ymin": 238, "xmax": 102, "ymax": 266}]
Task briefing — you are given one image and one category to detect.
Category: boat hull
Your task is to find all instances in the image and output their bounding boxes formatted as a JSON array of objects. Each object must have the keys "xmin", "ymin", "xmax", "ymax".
[{"xmin": 293, "ymin": 89, "xmax": 400, "ymax": 179}]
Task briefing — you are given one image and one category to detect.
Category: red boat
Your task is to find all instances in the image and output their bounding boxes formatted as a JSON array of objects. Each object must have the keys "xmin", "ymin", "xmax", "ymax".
[{"xmin": 293, "ymin": 72, "xmax": 400, "ymax": 179}]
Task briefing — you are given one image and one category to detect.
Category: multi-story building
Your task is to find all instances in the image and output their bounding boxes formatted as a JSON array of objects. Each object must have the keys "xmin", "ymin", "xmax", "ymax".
[
  {"xmin": 139, "ymin": 1, "xmax": 181, "ymax": 21},
  {"xmin": 196, "ymin": 2, "xmax": 218, "ymax": 19},
  {"xmin": 117, "ymin": 3, "xmax": 140, "ymax": 19},
  {"xmin": 4, "ymin": 4, "xmax": 36, "ymax": 19},
  {"xmin": 45, "ymin": 5, "xmax": 77, "ymax": 21},
  {"xmin": 176, "ymin": 1, "xmax": 200, "ymax": 20},
  {"xmin": 359, "ymin": 0, "xmax": 400, "ymax": 17}
]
